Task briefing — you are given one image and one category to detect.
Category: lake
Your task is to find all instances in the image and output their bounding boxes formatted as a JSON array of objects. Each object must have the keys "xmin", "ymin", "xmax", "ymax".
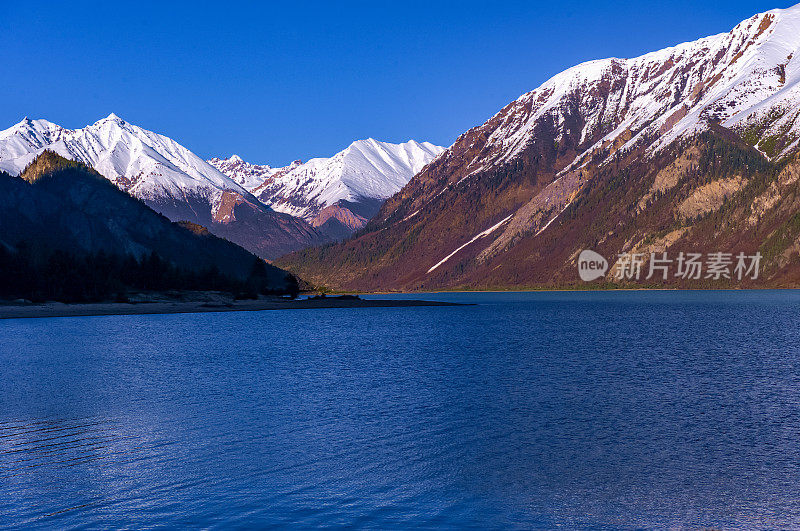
[{"xmin": 2, "ymin": 290, "xmax": 800, "ymax": 528}]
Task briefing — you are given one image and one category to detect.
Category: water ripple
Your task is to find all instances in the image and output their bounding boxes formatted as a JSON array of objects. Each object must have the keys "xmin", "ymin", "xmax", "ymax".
[{"xmin": 2, "ymin": 290, "xmax": 800, "ymax": 527}]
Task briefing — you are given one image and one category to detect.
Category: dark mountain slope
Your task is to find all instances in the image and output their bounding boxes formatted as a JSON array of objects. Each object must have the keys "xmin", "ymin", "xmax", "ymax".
[{"xmin": 0, "ymin": 152, "xmax": 297, "ymax": 300}]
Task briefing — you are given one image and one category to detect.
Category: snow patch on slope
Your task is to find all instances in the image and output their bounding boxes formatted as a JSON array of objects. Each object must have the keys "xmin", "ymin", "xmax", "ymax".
[{"xmin": 427, "ymin": 215, "xmax": 512, "ymax": 274}]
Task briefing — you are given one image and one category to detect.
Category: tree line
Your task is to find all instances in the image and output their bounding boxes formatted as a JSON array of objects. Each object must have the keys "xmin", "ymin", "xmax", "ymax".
[{"xmin": 0, "ymin": 244, "xmax": 298, "ymax": 303}]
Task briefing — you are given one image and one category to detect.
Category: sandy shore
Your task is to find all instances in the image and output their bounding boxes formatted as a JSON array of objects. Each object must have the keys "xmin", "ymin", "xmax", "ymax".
[{"xmin": 0, "ymin": 297, "xmax": 464, "ymax": 320}]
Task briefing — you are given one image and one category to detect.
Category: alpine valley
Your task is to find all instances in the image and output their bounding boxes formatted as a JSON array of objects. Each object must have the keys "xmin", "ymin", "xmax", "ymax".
[
  {"xmin": 279, "ymin": 4, "xmax": 800, "ymax": 291},
  {"xmin": 0, "ymin": 116, "xmax": 442, "ymax": 259}
]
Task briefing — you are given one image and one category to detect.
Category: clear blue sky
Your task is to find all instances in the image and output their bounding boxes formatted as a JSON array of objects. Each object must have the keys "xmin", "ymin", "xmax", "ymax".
[{"xmin": 0, "ymin": 1, "xmax": 790, "ymax": 165}]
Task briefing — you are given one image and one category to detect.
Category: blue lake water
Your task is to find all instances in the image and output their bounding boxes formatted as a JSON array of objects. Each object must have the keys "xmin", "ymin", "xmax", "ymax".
[{"xmin": 2, "ymin": 290, "xmax": 800, "ymax": 528}]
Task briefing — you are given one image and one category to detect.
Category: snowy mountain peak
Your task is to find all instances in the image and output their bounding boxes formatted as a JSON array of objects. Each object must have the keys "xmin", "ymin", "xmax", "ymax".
[
  {"xmin": 211, "ymin": 139, "xmax": 445, "ymax": 222},
  {"xmin": 0, "ymin": 117, "xmax": 68, "ymax": 162},
  {"xmin": 5, "ymin": 117, "xmax": 63, "ymax": 134},
  {"xmin": 341, "ymin": 138, "xmax": 446, "ymax": 178},
  {"xmin": 443, "ymin": 3, "xmax": 800, "ymax": 183},
  {"xmin": 94, "ymin": 112, "xmax": 126, "ymax": 126},
  {"xmin": 0, "ymin": 115, "xmax": 249, "ymax": 203}
]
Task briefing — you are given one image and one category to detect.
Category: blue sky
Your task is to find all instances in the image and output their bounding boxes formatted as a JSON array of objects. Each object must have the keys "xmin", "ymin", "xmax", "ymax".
[{"xmin": 0, "ymin": 1, "xmax": 790, "ymax": 165}]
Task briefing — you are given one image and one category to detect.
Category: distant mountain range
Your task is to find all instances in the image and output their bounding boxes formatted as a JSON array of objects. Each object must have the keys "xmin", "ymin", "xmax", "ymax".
[
  {"xmin": 279, "ymin": 4, "xmax": 800, "ymax": 290},
  {"xmin": 209, "ymin": 139, "xmax": 443, "ymax": 238},
  {"xmin": 0, "ymin": 116, "xmax": 442, "ymax": 258}
]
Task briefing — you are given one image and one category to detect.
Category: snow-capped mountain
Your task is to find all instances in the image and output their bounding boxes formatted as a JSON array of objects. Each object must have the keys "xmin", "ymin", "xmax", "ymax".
[
  {"xmin": 209, "ymin": 139, "xmax": 444, "ymax": 232},
  {"xmin": 374, "ymin": 2, "xmax": 800, "ymax": 230},
  {"xmin": 0, "ymin": 115, "xmax": 321, "ymax": 258},
  {"xmin": 279, "ymin": 4, "xmax": 800, "ymax": 291},
  {"xmin": 0, "ymin": 114, "xmax": 252, "ymax": 202},
  {"xmin": 441, "ymin": 4, "xmax": 800, "ymax": 182}
]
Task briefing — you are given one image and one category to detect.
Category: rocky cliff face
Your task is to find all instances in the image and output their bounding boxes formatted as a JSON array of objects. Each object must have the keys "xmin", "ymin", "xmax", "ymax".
[{"xmin": 278, "ymin": 5, "xmax": 800, "ymax": 291}]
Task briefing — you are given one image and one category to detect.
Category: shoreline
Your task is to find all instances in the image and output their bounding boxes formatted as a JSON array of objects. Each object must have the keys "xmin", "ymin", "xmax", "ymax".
[
  {"xmin": 353, "ymin": 286, "xmax": 800, "ymax": 295},
  {"xmin": 0, "ymin": 298, "xmax": 466, "ymax": 320},
  {"xmin": 5, "ymin": 287, "xmax": 795, "ymax": 320}
]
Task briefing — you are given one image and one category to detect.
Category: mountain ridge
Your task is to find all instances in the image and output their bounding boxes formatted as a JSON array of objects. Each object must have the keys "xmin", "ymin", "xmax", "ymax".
[
  {"xmin": 209, "ymin": 138, "xmax": 444, "ymax": 233},
  {"xmin": 0, "ymin": 116, "xmax": 443, "ymax": 256}
]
